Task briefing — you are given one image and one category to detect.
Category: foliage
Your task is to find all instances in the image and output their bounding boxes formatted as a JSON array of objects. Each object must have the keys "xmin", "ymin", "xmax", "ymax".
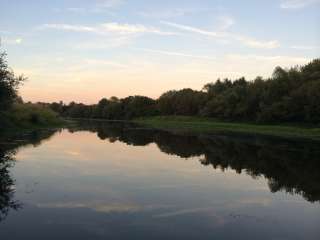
[
  {"xmin": 52, "ymin": 59, "xmax": 320, "ymax": 124},
  {"xmin": 0, "ymin": 51, "xmax": 25, "ymax": 112},
  {"xmin": 4, "ymin": 103, "xmax": 62, "ymax": 129},
  {"xmin": 0, "ymin": 50, "xmax": 62, "ymax": 130}
]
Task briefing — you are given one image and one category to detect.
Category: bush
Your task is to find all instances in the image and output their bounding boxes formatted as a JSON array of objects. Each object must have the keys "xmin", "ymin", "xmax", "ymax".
[{"xmin": 7, "ymin": 103, "xmax": 62, "ymax": 128}]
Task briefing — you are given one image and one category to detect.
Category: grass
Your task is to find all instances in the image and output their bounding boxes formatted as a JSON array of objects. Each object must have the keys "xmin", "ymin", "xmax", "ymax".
[
  {"xmin": 134, "ymin": 116, "xmax": 320, "ymax": 140},
  {"xmin": 0, "ymin": 103, "xmax": 65, "ymax": 132}
]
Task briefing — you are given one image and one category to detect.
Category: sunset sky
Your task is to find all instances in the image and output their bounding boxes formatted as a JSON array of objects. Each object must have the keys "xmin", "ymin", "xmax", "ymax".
[{"xmin": 1, "ymin": 0, "xmax": 319, "ymax": 103}]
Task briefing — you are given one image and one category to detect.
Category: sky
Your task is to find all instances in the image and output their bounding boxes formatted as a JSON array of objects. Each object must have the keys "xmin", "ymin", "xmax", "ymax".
[{"xmin": 1, "ymin": 0, "xmax": 319, "ymax": 103}]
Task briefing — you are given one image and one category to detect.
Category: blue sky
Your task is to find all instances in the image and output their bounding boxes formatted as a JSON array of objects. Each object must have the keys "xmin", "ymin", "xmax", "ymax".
[{"xmin": 1, "ymin": 0, "xmax": 319, "ymax": 103}]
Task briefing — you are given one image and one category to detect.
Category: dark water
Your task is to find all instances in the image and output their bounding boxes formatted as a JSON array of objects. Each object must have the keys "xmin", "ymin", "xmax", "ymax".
[{"xmin": 0, "ymin": 121, "xmax": 320, "ymax": 239}]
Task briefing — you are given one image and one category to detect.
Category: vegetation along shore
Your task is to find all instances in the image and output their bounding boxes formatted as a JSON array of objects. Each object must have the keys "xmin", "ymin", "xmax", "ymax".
[
  {"xmin": 1, "ymin": 47, "xmax": 319, "ymax": 139},
  {"xmin": 0, "ymin": 51, "xmax": 63, "ymax": 132}
]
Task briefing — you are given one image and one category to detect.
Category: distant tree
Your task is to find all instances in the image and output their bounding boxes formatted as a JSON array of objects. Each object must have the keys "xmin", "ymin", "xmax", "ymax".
[
  {"xmin": 158, "ymin": 89, "xmax": 206, "ymax": 116},
  {"xmin": 55, "ymin": 58, "xmax": 320, "ymax": 124}
]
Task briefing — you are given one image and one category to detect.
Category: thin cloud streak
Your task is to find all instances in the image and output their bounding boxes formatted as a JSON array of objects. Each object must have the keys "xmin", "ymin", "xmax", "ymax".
[
  {"xmin": 1, "ymin": 37, "xmax": 23, "ymax": 45},
  {"xmin": 101, "ymin": 22, "xmax": 176, "ymax": 35},
  {"xmin": 136, "ymin": 47, "xmax": 216, "ymax": 61},
  {"xmin": 53, "ymin": 0, "xmax": 124, "ymax": 14},
  {"xmin": 161, "ymin": 21, "xmax": 280, "ymax": 49},
  {"xmin": 161, "ymin": 21, "xmax": 221, "ymax": 37},
  {"xmin": 139, "ymin": 8, "xmax": 206, "ymax": 19},
  {"xmin": 216, "ymin": 15, "xmax": 235, "ymax": 31},
  {"xmin": 73, "ymin": 37, "xmax": 132, "ymax": 50},
  {"xmin": 280, "ymin": 0, "xmax": 320, "ymax": 9},
  {"xmin": 96, "ymin": 0, "xmax": 124, "ymax": 8},
  {"xmin": 290, "ymin": 45, "xmax": 320, "ymax": 50},
  {"xmin": 226, "ymin": 54, "xmax": 310, "ymax": 64},
  {"xmin": 38, "ymin": 22, "xmax": 177, "ymax": 36}
]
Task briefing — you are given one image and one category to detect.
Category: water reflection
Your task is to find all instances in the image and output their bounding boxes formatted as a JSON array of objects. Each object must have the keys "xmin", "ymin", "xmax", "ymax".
[
  {"xmin": 0, "ymin": 148, "xmax": 19, "ymax": 222},
  {"xmin": 72, "ymin": 120, "xmax": 320, "ymax": 203},
  {"xmin": 0, "ymin": 130, "xmax": 57, "ymax": 221},
  {"xmin": 0, "ymin": 121, "xmax": 319, "ymax": 239}
]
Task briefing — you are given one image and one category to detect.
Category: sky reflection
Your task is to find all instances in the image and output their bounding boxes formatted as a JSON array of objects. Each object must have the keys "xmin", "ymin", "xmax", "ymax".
[{"xmin": 1, "ymin": 125, "xmax": 319, "ymax": 239}]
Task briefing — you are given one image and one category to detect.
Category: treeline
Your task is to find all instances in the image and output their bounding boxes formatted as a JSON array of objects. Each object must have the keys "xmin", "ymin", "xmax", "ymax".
[
  {"xmin": 49, "ymin": 59, "xmax": 320, "ymax": 124},
  {"xmin": 0, "ymin": 50, "xmax": 60, "ymax": 130}
]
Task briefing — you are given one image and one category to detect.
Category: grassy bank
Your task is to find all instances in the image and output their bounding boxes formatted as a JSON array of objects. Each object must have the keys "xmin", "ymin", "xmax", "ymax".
[
  {"xmin": 135, "ymin": 116, "xmax": 320, "ymax": 140},
  {"xmin": 0, "ymin": 103, "xmax": 65, "ymax": 133}
]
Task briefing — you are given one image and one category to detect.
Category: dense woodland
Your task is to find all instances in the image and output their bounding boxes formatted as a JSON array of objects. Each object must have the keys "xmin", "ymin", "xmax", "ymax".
[
  {"xmin": 48, "ymin": 59, "xmax": 320, "ymax": 124},
  {"xmin": 1, "ymin": 47, "xmax": 320, "ymax": 125}
]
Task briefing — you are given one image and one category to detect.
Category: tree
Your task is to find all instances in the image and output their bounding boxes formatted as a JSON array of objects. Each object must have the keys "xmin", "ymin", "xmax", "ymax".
[{"xmin": 0, "ymin": 51, "xmax": 25, "ymax": 112}]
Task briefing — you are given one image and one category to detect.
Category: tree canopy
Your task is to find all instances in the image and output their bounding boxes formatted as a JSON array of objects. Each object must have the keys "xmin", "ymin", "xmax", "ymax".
[
  {"xmin": 0, "ymin": 51, "xmax": 24, "ymax": 112},
  {"xmin": 50, "ymin": 59, "xmax": 320, "ymax": 124}
]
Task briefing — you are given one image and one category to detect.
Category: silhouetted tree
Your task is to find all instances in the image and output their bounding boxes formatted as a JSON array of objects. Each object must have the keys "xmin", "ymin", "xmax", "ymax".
[{"xmin": 50, "ymin": 59, "xmax": 320, "ymax": 124}]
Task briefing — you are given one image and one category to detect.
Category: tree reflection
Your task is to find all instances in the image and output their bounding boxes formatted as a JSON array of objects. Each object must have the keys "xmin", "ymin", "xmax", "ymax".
[
  {"xmin": 0, "ymin": 130, "xmax": 57, "ymax": 222},
  {"xmin": 75, "ymin": 120, "xmax": 320, "ymax": 203},
  {"xmin": 0, "ymin": 148, "xmax": 20, "ymax": 222}
]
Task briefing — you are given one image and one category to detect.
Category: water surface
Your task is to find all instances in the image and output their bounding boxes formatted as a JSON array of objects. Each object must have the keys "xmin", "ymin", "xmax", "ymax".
[{"xmin": 0, "ymin": 121, "xmax": 319, "ymax": 239}]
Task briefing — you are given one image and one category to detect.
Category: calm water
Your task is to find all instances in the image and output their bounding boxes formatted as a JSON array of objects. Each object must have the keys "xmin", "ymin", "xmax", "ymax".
[{"xmin": 0, "ymin": 121, "xmax": 320, "ymax": 239}]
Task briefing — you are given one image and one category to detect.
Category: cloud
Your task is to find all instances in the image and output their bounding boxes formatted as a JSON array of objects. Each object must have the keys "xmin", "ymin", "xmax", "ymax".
[
  {"xmin": 54, "ymin": 0, "xmax": 124, "ymax": 14},
  {"xmin": 64, "ymin": 7, "xmax": 87, "ymax": 14},
  {"xmin": 1, "ymin": 37, "xmax": 23, "ymax": 45},
  {"xmin": 139, "ymin": 8, "xmax": 204, "ymax": 19},
  {"xmin": 216, "ymin": 16, "xmax": 235, "ymax": 31},
  {"xmin": 101, "ymin": 22, "xmax": 176, "ymax": 35},
  {"xmin": 136, "ymin": 48, "xmax": 216, "ymax": 61},
  {"xmin": 96, "ymin": 0, "xmax": 124, "ymax": 8},
  {"xmin": 73, "ymin": 37, "xmax": 132, "ymax": 50},
  {"xmin": 290, "ymin": 45, "xmax": 320, "ymax": 50},
  {"xmin": 232, "ymin": 35, "xmax": 280, "ymax": 49},
  {"xmin": 39, "ymin": 24, "xmax": 97, "ymax": 33},
  {"xmin": 83, "ymin": 59, "xmax": 129, "ymax": 68},
  {"xmin": 280, "ymin": 0, "xmax": 320, "ymax": 9},
  {"xmin": 161, "ymin": 21, "xmax": 280, "ymax": 49},
  {"xmin": 0, "ymin": 30, "xmax": 11, "ymax": 34},
  {"xmin": 38, "ymin": 22, "xmax": 176, "ymax": 36},
  {"xmin": 161, "ymin": 21, "xmax": 221, "ymax": 37},
  {"xmin": 226, "ymin": 54, "xmax": 310, "ymax": 64}
]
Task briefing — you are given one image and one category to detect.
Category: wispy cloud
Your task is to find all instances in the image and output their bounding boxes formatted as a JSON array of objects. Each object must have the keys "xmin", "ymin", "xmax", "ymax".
[
  {"xmin": 232, "ymin": 35, "xmax": 280, "ymax": 49},
  {"xmin": 1, "ymin": 37, "xmax": 23, "ymax": 45},
  {"xmin": 38, "ymin": 22, "xmax": 176, "ymax": 36},
  {"xmin": 216, "ymin": 15, "xmax": 235, "ymax": 31},
  {"xmin": 136, "ymin": 48, "xmax": 217, "ymax": 61},
  {"xmin": 226, "ymin": 54, "xmax": 309, "ymax": 64},
  {"xmin": 96, "ymin": 0, "xmax": 124, "ymax": 8},
  {"xmin": 84, "ymin": 59, "xmax": 129, "ymax": 68},
  {"xmin": 101, "ymin": 22, "xmax": 176, "ymax": 35},
  {"xmin": 139, "ymin": 8, "xmax": 205, "ymax": 19},
  {"xmin": 280, "ymin": 0, "xmax": 320, "ymax": 9},
  {"xmin": 161, "ymin": 21, "xmax": 280, "ymax": 49},
  {"xmin": 0, "ymin": 30, "xmax": 12, "ymax": 35},
  {"xmin": 161, "ymin": 21, "xmax": 221, "ymax": 37},
  {"xmin": 39, "ymin": 24, "xmax": 97, "ymax": 33},
  {"xmin": 73, "ymin": 37, "xmax": 132, "ymax": 50},
  {"xmin": 64, "ymin": 7, "xmax": 87, "ymax": 14},
  {"xmin": 54, "ymin": 0, "xmax": 124, "ymax": 14},
  {"xmin": 290, "ymin": 45, "xmax": 320, "ymax": 50}
]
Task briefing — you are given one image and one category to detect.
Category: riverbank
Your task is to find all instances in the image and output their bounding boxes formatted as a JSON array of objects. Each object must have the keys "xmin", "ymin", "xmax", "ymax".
[
  {"xmin": 135, "ymin": 116, "xmax": 320, "ymax": 140},
  {"xmin": 0, "ymin": 103, "xmax": 65, "ymax": 134}
]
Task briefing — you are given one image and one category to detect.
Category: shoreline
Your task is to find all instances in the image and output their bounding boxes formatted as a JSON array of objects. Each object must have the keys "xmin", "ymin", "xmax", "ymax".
[{"xmin": 134, "ymin": 116, "xmax": 320, "ymax": 141}]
